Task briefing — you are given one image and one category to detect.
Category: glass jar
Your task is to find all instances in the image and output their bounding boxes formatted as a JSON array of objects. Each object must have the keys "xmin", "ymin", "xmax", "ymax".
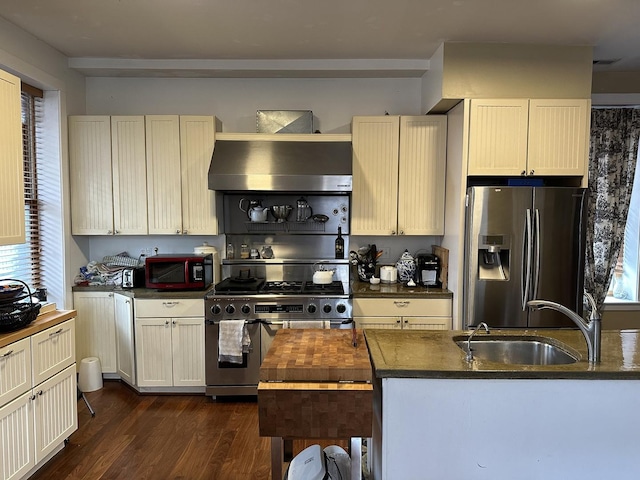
[
  {"xmin": 226, "ymin": 243, "xmax": 235, "ymax": 260},
  {"xmin": 240, "ymin": 243, "xmax": 250, "ymax": 259}
]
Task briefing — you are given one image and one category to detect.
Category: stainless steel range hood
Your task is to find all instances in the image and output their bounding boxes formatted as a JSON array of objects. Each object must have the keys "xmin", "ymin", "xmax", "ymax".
[{"xmin": 208, "ymin": 138, "xmax": 352, "ymax": 192}]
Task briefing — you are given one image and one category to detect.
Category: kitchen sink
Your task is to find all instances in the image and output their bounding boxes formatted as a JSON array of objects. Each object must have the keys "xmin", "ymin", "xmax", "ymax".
[{"xmin": 454, "ymin": 335, "xmax": 579, "ymax": 365}]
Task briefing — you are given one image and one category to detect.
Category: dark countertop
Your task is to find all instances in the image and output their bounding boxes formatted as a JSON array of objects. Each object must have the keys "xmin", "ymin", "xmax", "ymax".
[
  {"xmin": 364, "ymin": 328, "xmax": 640, "ymax": 380},
  {"xmin": 351, "ymin": 280, "xmax": 452, "ymax": 298},
  {"xmin": 72, "ymin": 285, "xmax": 213, "ymax": 299}
]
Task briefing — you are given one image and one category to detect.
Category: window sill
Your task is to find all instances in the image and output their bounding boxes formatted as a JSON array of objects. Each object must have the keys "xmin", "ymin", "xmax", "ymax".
[{"xmin": 602, "ymin": 298, "xmax": 640, "ymax": 311}]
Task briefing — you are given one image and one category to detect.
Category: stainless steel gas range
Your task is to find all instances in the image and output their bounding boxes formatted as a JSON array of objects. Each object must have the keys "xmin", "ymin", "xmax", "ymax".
[{"xmin": 205, "ymin": 276, "xmax": 352, "ymax": 397}]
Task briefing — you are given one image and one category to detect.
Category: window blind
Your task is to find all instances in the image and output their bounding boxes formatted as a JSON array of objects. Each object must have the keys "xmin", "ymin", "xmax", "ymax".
[{"xmin": 0, "ymin": 83, "xmax": 44, "ymax": 289}]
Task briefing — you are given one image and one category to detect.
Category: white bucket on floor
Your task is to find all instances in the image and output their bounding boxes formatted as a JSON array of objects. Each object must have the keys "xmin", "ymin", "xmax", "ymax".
[{"xmin": 78, "ymin": 356, "xmax": 103, "ymax": 392}]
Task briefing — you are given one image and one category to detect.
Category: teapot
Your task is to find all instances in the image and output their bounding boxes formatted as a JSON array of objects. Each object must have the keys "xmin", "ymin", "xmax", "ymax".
[
  {"xmin": 296, "ymin": 197, "xmax": 313, "ymax": 222},
  {"xmin": 312, "ymin": 264, "xmax": 336, "ymax": 284},
  {"xmin": 239, "ymin": 198, "xmax": 269, "ymax": 222}
]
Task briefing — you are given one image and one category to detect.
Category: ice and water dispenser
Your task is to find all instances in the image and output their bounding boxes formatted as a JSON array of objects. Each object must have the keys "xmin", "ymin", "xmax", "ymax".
[{"xmin": 477, "ymin": 234, "xmax": 509, "ymax": 281}]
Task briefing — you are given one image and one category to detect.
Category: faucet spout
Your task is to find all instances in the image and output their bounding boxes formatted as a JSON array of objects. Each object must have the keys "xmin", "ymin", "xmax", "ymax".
[
  {"xmin": 527, "ymin": 293, "xmax": 601, "ymax": 363},
  {"xmin": 466, "ymin": 322, "xmax": 490, "ymax": 362}
]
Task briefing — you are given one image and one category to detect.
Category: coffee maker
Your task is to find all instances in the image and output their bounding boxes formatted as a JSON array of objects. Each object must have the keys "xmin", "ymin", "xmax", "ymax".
[{"xmin": 415, "ymin": 254, "xmax": 442, "ymax": 288}]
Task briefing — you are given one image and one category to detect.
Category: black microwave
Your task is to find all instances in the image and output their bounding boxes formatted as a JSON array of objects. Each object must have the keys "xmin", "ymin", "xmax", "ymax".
[{"xmin": 145, "ymin": 254, "xmax": 213, "ymax": 290}]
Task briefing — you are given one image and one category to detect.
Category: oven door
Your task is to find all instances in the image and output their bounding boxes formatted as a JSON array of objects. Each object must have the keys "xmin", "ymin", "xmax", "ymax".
[{"xmin": 205, "ymin": 319, "xmax": 261, "ymax": 396}]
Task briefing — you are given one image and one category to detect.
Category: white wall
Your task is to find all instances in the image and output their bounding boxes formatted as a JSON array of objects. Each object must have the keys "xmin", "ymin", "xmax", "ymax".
[{"xmin": 85, "ymin": 77, "xmax": 423, "ymax": 133}]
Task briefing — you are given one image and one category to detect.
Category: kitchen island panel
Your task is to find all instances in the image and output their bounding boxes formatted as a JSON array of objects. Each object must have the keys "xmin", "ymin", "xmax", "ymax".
[{"xmin": 374, "ymin": 377, "xmax": 640, "ymax": 480}]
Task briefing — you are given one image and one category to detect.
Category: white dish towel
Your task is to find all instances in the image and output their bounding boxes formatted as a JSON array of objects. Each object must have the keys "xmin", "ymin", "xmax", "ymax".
[
  {"xmin": 282, "ymin": 320, "xmax": 331, "ymax": 329},
  {"xmin": 218, "ymin": 320, "xmax": 251, "ymax": 364}
]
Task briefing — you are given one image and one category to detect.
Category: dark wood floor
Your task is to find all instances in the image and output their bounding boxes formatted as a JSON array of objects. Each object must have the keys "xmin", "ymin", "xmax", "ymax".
[{"xmin": 31, "ymin": 381, "xmax": 272, "ymax": 480}]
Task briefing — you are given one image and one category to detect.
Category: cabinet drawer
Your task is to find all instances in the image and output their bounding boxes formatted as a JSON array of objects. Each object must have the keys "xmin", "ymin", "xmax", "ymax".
[
  {"xmin": 353, "ymin": 298, "xmax": 451, "ymax": 317},
  {"xmin": 134, "ymin": 298, "xmax": 204, "ymax": 318},
  {"xmin": 31, "ymin": 319, "xmax": 76, "ymax": 385},
  {"xmin": 0, "ymin": 337, "xmax": 32, "ymax": 407}
]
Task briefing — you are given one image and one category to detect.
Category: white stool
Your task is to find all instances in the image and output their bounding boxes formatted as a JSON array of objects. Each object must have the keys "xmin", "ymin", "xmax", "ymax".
[{"xmin": 78, "ymin": 356, "xmax": 103, "ymax": 392}]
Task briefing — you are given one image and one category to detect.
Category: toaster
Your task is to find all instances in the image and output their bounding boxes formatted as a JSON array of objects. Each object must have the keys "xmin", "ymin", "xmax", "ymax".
[{"xmin": 121, "ymin": 267, "xmax": 145, "ymax": 288}]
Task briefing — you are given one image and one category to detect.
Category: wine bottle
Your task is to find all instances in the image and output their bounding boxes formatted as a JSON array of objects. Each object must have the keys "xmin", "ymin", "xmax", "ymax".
[{"xmin": 335, "ymin": 226, "xmax": 344, "ymax": 259}]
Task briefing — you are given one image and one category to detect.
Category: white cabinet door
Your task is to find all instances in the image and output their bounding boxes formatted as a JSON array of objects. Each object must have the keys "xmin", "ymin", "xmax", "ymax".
[
  {"xmin": 0, "ymin": 338, "xmax": 31, "ymax": 407},
  {"xmin": 468, "ymin": 99, "xmax": 529, "ymax": 176},
  {"xmin": 0, "ymin": 391, "xmax": 34, "ymax": 480},
  {"xmin": 73, "ymin": 292, "xmax": 116, "ymax": 373},
  {"xmin": 527, "ymin": 99, "xmax": 589, "ymax": 176},
  {"xmin": 352, "ymin": 115, "xmax": 447, "ymax": 236},
  {"xmin": 352, "ymin": 116, "xmax": 400, "ymax": 235},
  {"xmin": 397, "ymin": 116, "xmax": 447, "ymax": 235},
  {"xmin": 171, "ymin": 317, "xmax": 205, "ymax": 387},
  {"xmin": 403, "ymin": 317, "xmax": 451, "ymax": 330},
  {"xmin": 31, "ymin": 319, "xmax": 75, "ymax": 386},
  {"xmin": 146, "ymin": 115, "xmax": 182, "ymax": 234},
  {"xmin": 114, "ymin": 294, "xmax": 135, "ymax": 386},
  {"xmin": 0, "ymin": 69, "xmax": 24, "ymax": 246},
  {"xmin": 68, "ymin": 116, "xmax": 114, "ymax": 235},
  {"xmin": 180, "ymin": 116, "xmax": 217, "ymax": 235},
  {"xmin": 354, "ymin": 317, "xmax": 402, "ymax": 330},
  {"xmin": 111, "ymin": 116, "xmax": 148, "ymax": 235},
  {"xmin": 33, "ymin": 365, "xmax": 77, "ymax": 463},
  {"xmin": 135, "ymin": 318, "xmax": 173, "ymax": 387}
]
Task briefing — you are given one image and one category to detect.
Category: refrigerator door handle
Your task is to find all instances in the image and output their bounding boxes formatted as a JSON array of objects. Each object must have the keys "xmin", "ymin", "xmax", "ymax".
[
  {"xmin": 532, "ymin": 208, "xmax": 541, "ymax": 300},
  {"xmin": 522, "ymin": 209, "xmax": 533, "ymax": 311}
]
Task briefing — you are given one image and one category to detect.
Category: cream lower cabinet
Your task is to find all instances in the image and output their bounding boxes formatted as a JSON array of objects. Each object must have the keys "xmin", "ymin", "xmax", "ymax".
[
  {"xmin": 353, "ymin": 298, "xmax": 452, "ymax": 330},
  {"xmin": 467, "ymin": 98, "xmax": 590, "ymax": 177},
  {"xmin": 352, "ymin": 115, "xmax": 447, "ymax": 236},
  {"xmin": 0, "ymin": 319, "xmax": 77, "ymax": 480},
  {"xmin": 134, "ymin": 299, "xmax": 205, "ymax": 389},
  {"xmin": 114, "ymin": 293, "xmax": 135, "ymax": 386},
  {"xmin": 73, "ymin": 291, "xmax": 117, "ymax": 373}
]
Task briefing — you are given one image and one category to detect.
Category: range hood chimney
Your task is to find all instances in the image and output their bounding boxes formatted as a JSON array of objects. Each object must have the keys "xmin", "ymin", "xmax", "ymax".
[{"xmin": 208, "ymin": 137, "xmax": 352, "ymax": 193}]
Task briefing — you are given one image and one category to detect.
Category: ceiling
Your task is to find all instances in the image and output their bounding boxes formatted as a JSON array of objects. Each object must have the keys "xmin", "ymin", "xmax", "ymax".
[{"xmin": 1, "ymin": 0, "xmax": 639, "ymax": 78}]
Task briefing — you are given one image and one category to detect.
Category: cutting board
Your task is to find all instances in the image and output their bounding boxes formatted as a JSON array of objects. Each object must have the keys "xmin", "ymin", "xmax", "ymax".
[
  {"xmin": 259, "ymin": 329, "xmax": 372, "ymax": 383},
  {"xmin": 432, "ymin": 244, "xmax": 449, "ymax": 289}
]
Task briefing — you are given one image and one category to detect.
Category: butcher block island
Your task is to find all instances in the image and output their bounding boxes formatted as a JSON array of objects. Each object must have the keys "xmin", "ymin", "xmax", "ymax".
[{"xmin": 258, "ymin": 328, "xmax": 373, "ymax": 480}]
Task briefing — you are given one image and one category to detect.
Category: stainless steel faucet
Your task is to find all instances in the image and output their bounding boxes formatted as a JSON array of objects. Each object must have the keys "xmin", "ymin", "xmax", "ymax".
[
  {"xmin": 466, "ymin": 322, "xmax": 490, "ymax": 362},
  {"xmin": 527, "ymin": 292, "xmax": 601, "ymax": 363}
]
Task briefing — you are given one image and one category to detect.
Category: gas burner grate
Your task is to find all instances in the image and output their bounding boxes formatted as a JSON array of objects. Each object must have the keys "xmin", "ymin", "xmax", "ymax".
[
  {"xmin": 302, "ymin": 281, "xmax": 345, "ymax": 295},
  {"xmin": 260, "ymin": 281, "xmax": 304, "ymax": 294}
]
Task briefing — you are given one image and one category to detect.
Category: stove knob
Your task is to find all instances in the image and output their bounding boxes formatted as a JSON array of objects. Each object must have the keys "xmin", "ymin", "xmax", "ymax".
[
  {"xmin": 307, "ymin": 304, "xmax": 317, "ymax": 314},
  {"xmin": 225, "ymin": 304, "xmax": 236, "ymax": 315},
  {"xmin": 323, "ymin": 304, "xmax": 332, "ymax": 314},
  {"xmin": 210, "ymin": 305, "xmax": 222, "ymax": 315},
  {"xmin": 336, "ymin": 303, "xmax": 347, "ymax": 314},
  {"xmin": 241, "ymin": 304, "xmax": 251, "ymax": 315}
]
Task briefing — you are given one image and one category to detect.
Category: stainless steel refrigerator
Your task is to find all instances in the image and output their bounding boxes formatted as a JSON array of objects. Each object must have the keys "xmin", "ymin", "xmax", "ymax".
[{"xmin": 463, "ymin": 186, "xmax": 587, "ymax": 329}]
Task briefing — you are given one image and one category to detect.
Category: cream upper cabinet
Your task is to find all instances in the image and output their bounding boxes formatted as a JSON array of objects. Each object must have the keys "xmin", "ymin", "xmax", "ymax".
[
  {"xmin": 467, "ymin": 99, "xmax": 590, "ymax": 177},
  {"xmin": 111, "ymin": 116, "xmax": 148, "ymax": 235},
  {"xmin": 69, "ymin": 115, "xmax": 147, "ymax": 235},
  {"xmin": 0, "ymin": 69, "xmax": 24, "ymax": 246},
  {"xmin": 179, "ymin": 116, "xmax": 217, "ymax": 235},
  {"xmin": 146, "ymin": 115, "xmax": 217, "ymax": 235},
  {"xmin": 352, "ymin": 115, "xmax": 447, "ymax": 236},
  {"xmin": 145, "ymin": 115, "xmax": 183, "ymax": 234},
  {"xmin": 69, "ymin": 116, "xmax": 114, "ymax": 235}
]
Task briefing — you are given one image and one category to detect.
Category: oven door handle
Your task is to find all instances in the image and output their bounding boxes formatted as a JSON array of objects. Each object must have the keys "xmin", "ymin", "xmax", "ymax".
[
  {"xmin": 261, "ymin": 320, "xmax": 284, "ymax": 326},
  {"xmin": 206, "ymin": 319, "xmax": 261, "ymax": 326}
]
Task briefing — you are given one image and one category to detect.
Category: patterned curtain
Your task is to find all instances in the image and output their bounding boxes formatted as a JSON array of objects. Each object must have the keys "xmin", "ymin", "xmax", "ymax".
[{"xmin": 585, "ymin": 108, "xmax": 640, "ymax": 312}]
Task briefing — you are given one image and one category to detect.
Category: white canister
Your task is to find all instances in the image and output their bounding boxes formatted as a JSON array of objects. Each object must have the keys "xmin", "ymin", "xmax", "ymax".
[
  {"xmin": 194, "ymin": 242, "xmax": 221, "ymax": 284},
  {"xmin": 379, "ymin": 265, "xmax": 398, "ymax": 284}
]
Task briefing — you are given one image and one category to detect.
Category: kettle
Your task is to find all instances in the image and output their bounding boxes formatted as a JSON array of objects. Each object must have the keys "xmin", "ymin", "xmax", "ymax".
[
  {"xmin": 239, "ymin": 198, "xmax": 269, "ymax": 222},
  {"xmin": 296, "ymin": 197, "xmax": 313, "ymax": 222}
]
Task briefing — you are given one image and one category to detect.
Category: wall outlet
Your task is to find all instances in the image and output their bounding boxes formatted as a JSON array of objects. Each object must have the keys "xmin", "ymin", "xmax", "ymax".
[{"xmin": 380, "ymin": 247, "xmax": 391, "ymax": 260}]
